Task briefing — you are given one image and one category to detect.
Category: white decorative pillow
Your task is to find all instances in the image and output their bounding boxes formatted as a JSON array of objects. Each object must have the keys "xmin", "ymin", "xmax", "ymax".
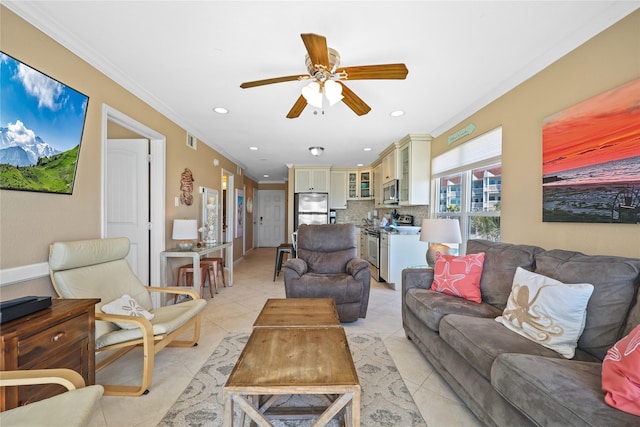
[
  {"xmin": 495, "ymin": 267, "xmax": 594, "ymax": 358},
  {"xmin": 101, "ymin": 294, "xmax": 154, "ymax": 330}
]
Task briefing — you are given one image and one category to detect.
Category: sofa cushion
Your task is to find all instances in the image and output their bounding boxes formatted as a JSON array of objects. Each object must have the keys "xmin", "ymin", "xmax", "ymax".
[
  {"xmin": 535, "ymin": 249, "xmax": 640, "ymax": 360},
  {"xmin": 406, "ymin": 289, "xmax": 502, "ymax": 332},
  {"xmin": 602, "ymin": 324, "xmax": 640, "ymax": 416},
  {"xmin": 432, "ymin": 252, "xmax": 485, "ymax": 303},
  {"xmin": 285, "ymin": 273, "xmax": 363, "ymax": 304},
  {"xmin": 492, "ymin": 353, "xmax": 640, "ymax": 427},
  {"xmin": 466, "ymin": 240, "xmax": 545, "ymax": 310},
  {"xmin": 440, "ymin": 314, "xmax": 569, "ymax": 381},
  {"xmin": 495, "ymin": 267, "xmax": 594, "ymax": 358}
]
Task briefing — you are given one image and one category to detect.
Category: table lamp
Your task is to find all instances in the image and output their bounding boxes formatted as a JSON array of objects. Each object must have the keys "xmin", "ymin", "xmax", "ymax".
[
  {"xmin": 172, "ymin": 219, "xmax": 198, "ymax": 251},
  {"xmin": 419, "ymin": 218, "xmax": 462, "ymax": 267}
]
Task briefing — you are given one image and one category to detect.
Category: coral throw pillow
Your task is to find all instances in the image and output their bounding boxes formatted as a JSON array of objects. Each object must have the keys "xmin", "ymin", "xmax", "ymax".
[
  {"xmin": 431, "ymin": 252, "xmax": 485, "ymax": 303},
  {"xmin": 495, "ymin": 267, "xmax": 594, "ymax": 359},
  {"xmin": 602, "ymin": 325, "xmax": 640, "ymax": 416}
]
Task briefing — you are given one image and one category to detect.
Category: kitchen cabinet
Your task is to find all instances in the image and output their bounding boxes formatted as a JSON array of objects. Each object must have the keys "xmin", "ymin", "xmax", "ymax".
[
  {"xmin": 398, "ymin": 134, "xmax": 431, "ymax": 206},
  {"xmin": 347, "ymin": 169, "xmax": 372, "ymax": 200},
  {"xmin": 373, "ymin": 164, "xmax": 384, "ymax": 208},
  {"xmin": 329, "ymin": 170, "xmax": 347, "ymax": 209},
  {"xmin": 382, "ymin": 149, "xmax": 398, "ymax": 183},
  {"xmin": 379, "ymin": 232, "xmax": 429, "ymax": 290},
  {"xmin": 357, "ymin": 227, "xmax": 366, "ymax": 259},
  {"xmin": 0, "ymin": 298, "xmax": 100, "ymax": 410},
  {"xmin": 294, "ymin": 168, "xmax": 330, "ymax": 192}
]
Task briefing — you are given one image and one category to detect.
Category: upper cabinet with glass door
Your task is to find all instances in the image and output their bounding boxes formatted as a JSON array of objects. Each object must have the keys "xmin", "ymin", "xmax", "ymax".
[
  {"xmin": 398, "ymin": 134, "xmax": 431, "ymax": 206},
  {"xmin": 347, "ymin": 169, "xmax": 373, "ymax": 200}
]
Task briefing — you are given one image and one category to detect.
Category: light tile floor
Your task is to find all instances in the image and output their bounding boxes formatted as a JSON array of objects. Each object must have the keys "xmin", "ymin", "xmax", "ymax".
[{"xmin": 89, "ymin": 248, "xmax": 481, "ymax": 426}]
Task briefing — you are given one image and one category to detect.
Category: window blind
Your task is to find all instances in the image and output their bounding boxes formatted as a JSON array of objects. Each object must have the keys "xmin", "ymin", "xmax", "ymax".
[{"xmin": 432, "ymin": 127, "xmax": 502, "ymax": 177}]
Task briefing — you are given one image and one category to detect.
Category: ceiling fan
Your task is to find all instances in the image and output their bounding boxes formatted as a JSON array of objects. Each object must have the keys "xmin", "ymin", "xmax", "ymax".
[{"xmin": 240, "ymin": 33, "xmax": 409, "ymax": 119}]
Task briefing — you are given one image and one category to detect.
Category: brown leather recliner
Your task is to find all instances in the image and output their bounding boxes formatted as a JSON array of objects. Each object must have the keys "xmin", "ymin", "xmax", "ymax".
[{"xmin": 282, "ymin": 223, "xmax": 371, "ymax": 322}]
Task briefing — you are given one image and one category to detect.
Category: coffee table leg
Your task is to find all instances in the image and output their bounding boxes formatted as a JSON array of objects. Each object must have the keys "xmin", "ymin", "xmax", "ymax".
[
  {"xmin": 223, "ymin": 392, "xmax": 233, "ymax": 426},
  {"xmin": 351, "ymin": 389, "xmax": 361, "ymax": 427}
]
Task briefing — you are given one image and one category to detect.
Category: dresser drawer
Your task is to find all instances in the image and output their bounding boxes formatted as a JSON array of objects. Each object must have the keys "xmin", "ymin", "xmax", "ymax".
[{"xmin": 18, "ymin": 315, "xmax": 88, "ymax": 367}]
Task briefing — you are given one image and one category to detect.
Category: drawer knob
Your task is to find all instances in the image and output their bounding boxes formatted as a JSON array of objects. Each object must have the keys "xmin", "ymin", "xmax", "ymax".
[{"xmin": 51, "ymin": 331, "xmax": 66, "ymax": 342}]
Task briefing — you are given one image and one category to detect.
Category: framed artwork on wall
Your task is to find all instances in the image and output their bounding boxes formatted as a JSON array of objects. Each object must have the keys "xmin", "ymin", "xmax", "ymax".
[
  {"xmin": 0, "ymin": 51, "xmax": 89, "ymax": 194},
  {"xmin": 235, "ymin": 189, "xmax": 244, "ymax": 238},
  {"xmin": 542, "ymin": 78, "xmax": 640, "ymax": 223}
]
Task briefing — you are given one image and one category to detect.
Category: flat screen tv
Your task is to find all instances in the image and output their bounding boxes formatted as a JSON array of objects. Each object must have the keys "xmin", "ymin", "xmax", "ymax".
[{"xmin": 0, "ymin": 51, "xmax": 89, "ymax": 194}]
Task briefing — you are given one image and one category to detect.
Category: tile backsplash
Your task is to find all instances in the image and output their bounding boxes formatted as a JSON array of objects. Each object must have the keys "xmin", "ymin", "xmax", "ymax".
[{"xmin": 334, "ymin": 200, "xmax": 430, "ymax": 226}]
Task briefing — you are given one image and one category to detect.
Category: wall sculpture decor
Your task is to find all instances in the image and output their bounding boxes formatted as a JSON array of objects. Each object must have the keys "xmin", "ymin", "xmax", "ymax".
[
  {"xmin": 542, "ymin": 78, "xmax": 640, "ymax": 224},
  {"xmin": 179, "ymin": 168, "xmax": 195, "ymax": 205}
]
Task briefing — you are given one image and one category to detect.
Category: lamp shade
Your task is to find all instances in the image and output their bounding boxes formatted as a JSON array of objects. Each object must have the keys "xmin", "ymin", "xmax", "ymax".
[
  {"xmin": 301, "ymin": 81, "xmax": 323, "ymax": 108},
  {"xmin": 324, "ymin": 80, "xmax": 344, "ymax": 106},
  {"xmin": 419, "ymin": 218, "xmax": 462, "ymax": 244},
  {"xmin": 172, "ymin": 219, "xmax": 198, "ymax": 240}
]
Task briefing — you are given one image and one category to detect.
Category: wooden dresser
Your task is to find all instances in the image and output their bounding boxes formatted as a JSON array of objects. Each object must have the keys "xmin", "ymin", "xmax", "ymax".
[{"xmin": 0, "ymin": 298, "xmax": 100, "ymax": 411}]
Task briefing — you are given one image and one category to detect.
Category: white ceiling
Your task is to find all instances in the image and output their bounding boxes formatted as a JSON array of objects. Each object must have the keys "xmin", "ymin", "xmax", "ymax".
[{"xmin": 5, "ymin": 1, "xmax": 638, "ymax": 183}]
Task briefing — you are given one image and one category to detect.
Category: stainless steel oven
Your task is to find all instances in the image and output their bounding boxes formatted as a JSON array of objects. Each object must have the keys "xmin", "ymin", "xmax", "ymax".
[{"xmin": 364, "ymin": 228, "xmax": 380, "ymax": 280}]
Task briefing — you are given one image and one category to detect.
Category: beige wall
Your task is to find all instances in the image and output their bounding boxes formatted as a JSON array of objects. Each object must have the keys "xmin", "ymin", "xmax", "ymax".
[
  {"xmin": 0, "ymin": 7, "xmax": 255, "ymax": 300},
  {"xmin": 432, "ymin": 10, "xmax": 640, "ymax": 258}
]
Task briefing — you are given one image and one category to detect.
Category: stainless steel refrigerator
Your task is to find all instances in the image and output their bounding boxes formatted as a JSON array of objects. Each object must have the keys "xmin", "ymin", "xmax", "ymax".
[{"xmin": 294, "ymin": 193, "xmax": 329, "ymax": 230}]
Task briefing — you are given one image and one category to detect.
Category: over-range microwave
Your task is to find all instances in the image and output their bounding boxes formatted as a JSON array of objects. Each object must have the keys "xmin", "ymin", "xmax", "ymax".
[{"xmin": 383, "ymin": 180, "xmax": 399, "ymax": 204}]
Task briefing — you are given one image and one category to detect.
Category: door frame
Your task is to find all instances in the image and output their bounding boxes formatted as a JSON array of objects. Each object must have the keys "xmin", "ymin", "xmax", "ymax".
[{"xmin": 101, "ymin": 104, "xmax": 166, "ymax": 292}]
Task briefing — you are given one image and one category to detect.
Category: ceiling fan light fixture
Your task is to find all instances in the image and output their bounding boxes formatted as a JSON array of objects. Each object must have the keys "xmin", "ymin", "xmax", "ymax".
[
  {"xmin": 302, "ymin": 81, "xmax": 323, "ymax": 108},
  {"xmin": 324, "ymin": 80, "xmax": 344, "ymax": 106},
  {"xmin": 308, "ymin": 146, "xmax": 324, "ymax": 157}
]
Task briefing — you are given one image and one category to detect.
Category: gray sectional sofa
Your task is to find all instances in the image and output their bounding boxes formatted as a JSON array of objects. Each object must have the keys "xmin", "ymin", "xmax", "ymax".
[{"xmin": 402, "ymin": 239, "xmax": 640, "ymax": 426}]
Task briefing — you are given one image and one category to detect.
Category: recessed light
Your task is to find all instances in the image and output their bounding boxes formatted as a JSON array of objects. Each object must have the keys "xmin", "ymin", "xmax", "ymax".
[
  {"xmin": 363, "ymin": 147, "xmax": 372, "ymax": 152},
  {"xmin": 357, "ymin": 163, "xmax": 364, "ymax": 167},
  {"xmin": 263, "ymin": 174, "xmax": 269, "ymax": 178},
  {"xmin": 390, "ymin": 110, "xmax": 405, "ymax": 117},
  {"xmin": 249, "ymin": 146, "xmax": 258, "ymax": 151},
  {"xmin": 213, "ymin": 107, "xmax": 228, "ymax": 114}
]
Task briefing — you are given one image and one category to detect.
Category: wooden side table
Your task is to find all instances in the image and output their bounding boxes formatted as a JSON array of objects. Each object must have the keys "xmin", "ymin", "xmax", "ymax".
[{"xmin": 0, "ymin": 298, "xmax": 100, "ymax": 411}]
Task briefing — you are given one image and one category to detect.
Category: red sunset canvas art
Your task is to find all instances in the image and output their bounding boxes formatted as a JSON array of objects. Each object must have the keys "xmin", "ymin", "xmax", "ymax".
[{"xmin": 542, "ymin": 78, "xmax": 640, "ymax": 223}]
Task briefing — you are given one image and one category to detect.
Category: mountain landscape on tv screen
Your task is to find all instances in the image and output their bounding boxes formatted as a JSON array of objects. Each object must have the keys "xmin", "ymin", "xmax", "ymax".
[{"xmin": 0, "ymin": 123, "xmax": 79, "ymax": 194}]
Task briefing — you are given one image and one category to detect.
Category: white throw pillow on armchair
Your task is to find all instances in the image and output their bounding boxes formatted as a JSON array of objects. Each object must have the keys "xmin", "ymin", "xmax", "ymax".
[{"xmin": 101, "ymin": 294, "xmax": 154, "ymax": 329}]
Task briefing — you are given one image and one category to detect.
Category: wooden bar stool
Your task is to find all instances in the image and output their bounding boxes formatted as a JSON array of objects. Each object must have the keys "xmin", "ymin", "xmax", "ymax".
[
  {"xmin": 273, "ymin": 243, "xmax": 294, "ymax": 281},
  {"xmin": 200, "ymin": 257, "xmax": 226, "ymax": 293},
  {"xmin": 174, "ymin": 263, "xmax": 214, "ymax": 303}
]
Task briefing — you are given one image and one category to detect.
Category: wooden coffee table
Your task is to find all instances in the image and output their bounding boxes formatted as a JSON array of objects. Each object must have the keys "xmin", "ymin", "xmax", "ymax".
[
  {"xmin": 223, "ymin": 326, "xmax": 360, "ymax": 426},
  {"xmin": 253, "ymin": 298, "xmax": 340, "ymax": 328}
]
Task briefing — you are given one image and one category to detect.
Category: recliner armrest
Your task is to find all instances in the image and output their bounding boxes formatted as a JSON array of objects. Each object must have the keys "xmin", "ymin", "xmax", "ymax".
[
  {"xmin": 346, "ymin": 258, "xmax": 370, "ymax": 276},
  {"xmin": 282, "ymin": 258, "xmax": 307, "ymax": 277}
]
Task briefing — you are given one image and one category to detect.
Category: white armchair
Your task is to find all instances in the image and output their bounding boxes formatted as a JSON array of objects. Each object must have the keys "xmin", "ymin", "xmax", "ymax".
[
  {"xmin": 0, "ymin": 369, "xmax": 103, "ymax": 426},
  {"xmin": 49, "ymin": 237, "xmax": 207, "ymax": 396}
]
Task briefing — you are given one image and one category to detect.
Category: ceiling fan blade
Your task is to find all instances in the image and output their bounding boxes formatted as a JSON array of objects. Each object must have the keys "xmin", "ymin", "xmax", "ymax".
[
  {"xmin": 339, "ymin": 82, "xmax": 371, "ymax": 116},
  {"xmin": 301, "ymin": 33, "xmax": 329, "ymax": 68},
  {"xmin": 336, "ymin": 64, "xmax": 408, "ymax": 80},
  {"xmin": 286, "ymin": 95, "xmax": 307, "ymax": 119},
  {"xmin": 240, "ymin": 74, "xmax": 309, "ymax": 89}
]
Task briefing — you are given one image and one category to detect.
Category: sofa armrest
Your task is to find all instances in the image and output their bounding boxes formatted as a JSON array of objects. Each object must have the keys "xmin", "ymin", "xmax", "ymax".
[
  {"xmin": 402, "ymin": 267, "xmax": 435, "ymax": 293},
  {"xmin": 282, "ymin": 258, "xmax": 307, "ymax": 277},
  {"xmin": 346, "ymin": 258, "xmax": 370, "ymax": 276}
]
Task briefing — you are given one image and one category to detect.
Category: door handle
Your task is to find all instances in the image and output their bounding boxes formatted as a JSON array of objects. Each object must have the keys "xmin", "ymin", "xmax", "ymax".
[{"xmin": 260, "ymin": 216, "xmax": 263, "ymax": 225}]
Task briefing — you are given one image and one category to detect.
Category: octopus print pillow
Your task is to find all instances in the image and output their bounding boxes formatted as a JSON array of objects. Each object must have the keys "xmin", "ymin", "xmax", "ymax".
[
  {"xmin": 495, "ymin": 267, "xmax": 594, "ymax": 358},
  {"xmin": 432, "ymin": 252, "xmax": 485, "ymax": 303}
]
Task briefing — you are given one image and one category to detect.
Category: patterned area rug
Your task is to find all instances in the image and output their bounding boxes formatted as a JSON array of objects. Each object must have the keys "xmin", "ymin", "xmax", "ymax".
[{"xmin": 159, "ymin": 331, "xmax": 426, "ymax": 426}]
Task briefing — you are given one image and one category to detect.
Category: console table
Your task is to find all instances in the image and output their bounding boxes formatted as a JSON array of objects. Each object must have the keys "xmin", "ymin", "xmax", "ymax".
[
  {"xmin": 160, "ymin": 242, "xmax": 233, "ymax": 294},
  {"xmin": 0, "ymin": 298, "xmax": 100, "ymax": 411}
]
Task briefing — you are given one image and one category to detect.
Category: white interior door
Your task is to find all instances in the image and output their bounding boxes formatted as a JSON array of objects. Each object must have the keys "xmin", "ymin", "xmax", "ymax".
[
  {"xmin": 257, "ymin": 190, "xmax": 285, "ymax": 247},
  {"xmin": 106, "ymin": 138, "xmax": 149, "ymax": 285}
]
